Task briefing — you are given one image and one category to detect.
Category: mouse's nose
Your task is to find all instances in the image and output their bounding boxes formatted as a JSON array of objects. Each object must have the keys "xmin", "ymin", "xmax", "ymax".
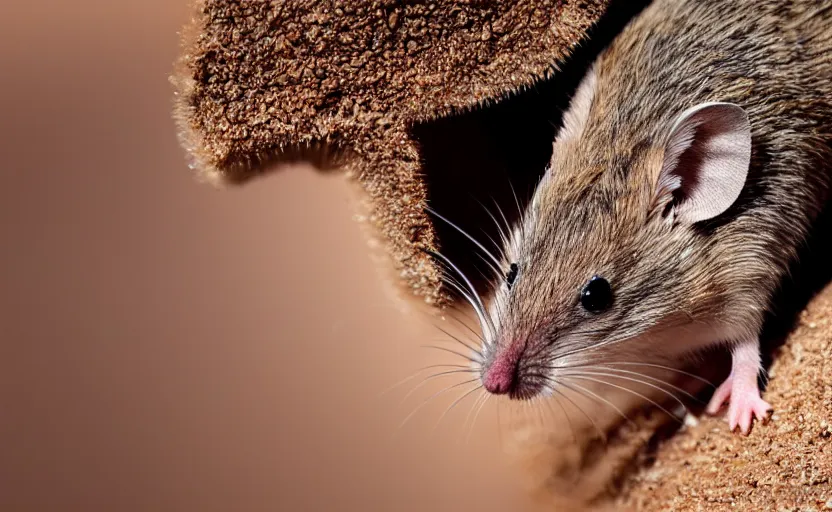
[{"xmin": 482, "ymin": 357, "xmax": 518, "ymax": 395}]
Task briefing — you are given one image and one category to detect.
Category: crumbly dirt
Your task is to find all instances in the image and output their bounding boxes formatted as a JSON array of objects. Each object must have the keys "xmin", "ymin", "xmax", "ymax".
[
  {"xmin": 618, "ymin": 283, "xmax": 832, "ymax": 511},
  {"xmin": 170, "ymin": 0, "xmax": 609, "ymax": 307}
]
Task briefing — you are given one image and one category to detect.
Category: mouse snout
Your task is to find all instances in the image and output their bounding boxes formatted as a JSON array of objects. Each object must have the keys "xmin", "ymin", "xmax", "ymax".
[
  {"xmin": 482, "ymin": 350, "xmax": 521, "ymax": 395},
  {"xmin": 481, "ymin": 337, "xmax": 548, "ymax": 400}
]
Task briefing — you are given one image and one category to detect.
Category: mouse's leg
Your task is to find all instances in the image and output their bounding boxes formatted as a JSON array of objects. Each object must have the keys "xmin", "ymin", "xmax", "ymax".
[{"xmin": 705, "ymin": 337, "xmax": 773, "ymax": 435}]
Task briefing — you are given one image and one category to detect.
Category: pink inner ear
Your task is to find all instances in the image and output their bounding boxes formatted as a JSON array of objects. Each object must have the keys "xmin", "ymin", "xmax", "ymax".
[{"xmin": 656, "ymin": 102, "xmax": 752, "ymax": 224}]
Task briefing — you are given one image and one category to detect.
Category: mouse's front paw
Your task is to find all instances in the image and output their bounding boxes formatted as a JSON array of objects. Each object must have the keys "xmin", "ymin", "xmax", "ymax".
[
  {"xmin": 706, "ymin": 373, "xmax": 772, "ymax": 435},
  {"xmin": 727, "ymin": 390, "xmax": 772, "ymax": 435}
]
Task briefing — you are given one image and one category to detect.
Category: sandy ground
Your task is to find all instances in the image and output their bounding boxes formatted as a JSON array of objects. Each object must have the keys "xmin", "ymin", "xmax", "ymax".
[{"xmin": 619, "ymin": 284, "xmax": 832, "ymax": 511}]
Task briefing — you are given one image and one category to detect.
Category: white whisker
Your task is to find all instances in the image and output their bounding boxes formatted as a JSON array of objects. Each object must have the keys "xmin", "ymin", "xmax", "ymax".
[
  {"xmin": 398, "ymin": 378, "xmax": 480, "ymax": 429},
  {"xmin": 573, "ymin": 365, "xmax": 704, "ymax": 404},
  {"xmin": 379, "ymin": 364, "xmax": 473, "ymax": 397},
  {"xmin": 426, "ymin": 207, "xmax": 505, "ymax": 278},
  {"xmin": 550, "ymin": 385, "xmax": 606, "ymax": 442},
  {"xmin": 565, "ymin": 374, "xmax": 683, "ymax": 423},
  {"xmin": 400, "ymin": 369, "xmax": 480, "ymax": 405},
  {"xmin": 432, "ymin": 323, "xmax": 480, "ymax": 353},
  {"xmin": 422, "ymin": 344, "xmax": 482, "ymax": 364},
  {"xmin": 604, "ymin": 361, "xmax": 715, "ymax": 388},
  {"xmin": 432, "ymin": 384, "xmax": 482, "ymax": 434},
  {"xmin": 428, "ymin": 250, "xmax": 495, "ymax": 339},
  {"xmin": 560, "ymin": 378, "xmax": 635, "ymax": 427},
  {"xmin": 466, "ymin": 393, "xmax": 492, "ymax": 445},
  {"xmin": 562, "ymin": 369, "xmax": 689, "ymax": 412}
]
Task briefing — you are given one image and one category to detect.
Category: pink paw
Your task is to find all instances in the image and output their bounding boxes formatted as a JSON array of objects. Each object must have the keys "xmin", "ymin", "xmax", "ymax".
[
  {"xmin": 727, "ymin": 392, "xmax": 772, "ymax": 435},
  {"xmin": 706, "ymin": 374, "xmax": 772, "ymax": 435}
]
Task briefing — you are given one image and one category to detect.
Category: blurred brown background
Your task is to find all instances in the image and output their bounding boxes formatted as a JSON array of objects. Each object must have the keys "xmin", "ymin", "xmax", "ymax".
[{"xmin": 0, "ymin": 1, "xmax": 543, "ymax": 510}]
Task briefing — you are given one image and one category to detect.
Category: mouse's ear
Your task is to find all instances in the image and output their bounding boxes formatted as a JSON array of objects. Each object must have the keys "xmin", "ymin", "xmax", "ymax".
[{"xmin": 654, "ymin": 102, "xmax": 751, "ymax": 224}]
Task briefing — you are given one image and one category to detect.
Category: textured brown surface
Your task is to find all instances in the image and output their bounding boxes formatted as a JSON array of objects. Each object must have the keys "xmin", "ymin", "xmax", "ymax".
[
  {"xmin": 171, "ymin": 0, "xmax": 609, "ymax": 306},
  {"xmin": 619, "ymin": 283, "xmax": 832, "ymax": 511}
]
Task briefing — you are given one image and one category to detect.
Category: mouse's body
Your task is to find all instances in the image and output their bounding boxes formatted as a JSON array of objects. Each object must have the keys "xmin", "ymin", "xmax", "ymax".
[{"xmin": 475, "ymin": 0, "xmax": 832, "ymax": 434}]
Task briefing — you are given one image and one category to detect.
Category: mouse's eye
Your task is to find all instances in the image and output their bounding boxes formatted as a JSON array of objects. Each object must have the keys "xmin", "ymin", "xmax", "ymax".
[
  {"xmin": 506, "ymin": 263, "xmax": 519, "ymax": 289},
  {"xmin": 581, "ymin": 275, "xmax": 613, "ymax": 312}
]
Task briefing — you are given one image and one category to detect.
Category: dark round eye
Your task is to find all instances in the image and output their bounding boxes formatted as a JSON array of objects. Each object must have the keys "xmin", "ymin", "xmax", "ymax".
[
  {"xmin": 506, "ymin": 263, "xmax": 519, "ymax": 289},
  {"xmin": 581, "ymin": 275, "xmax": 613, "ymax": 312}
]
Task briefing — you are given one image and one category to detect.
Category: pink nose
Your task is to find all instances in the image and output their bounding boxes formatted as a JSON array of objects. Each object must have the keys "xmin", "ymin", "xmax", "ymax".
[{"xmin": 483, "ymin": 357, "xmax": 517, "ymax": 395}]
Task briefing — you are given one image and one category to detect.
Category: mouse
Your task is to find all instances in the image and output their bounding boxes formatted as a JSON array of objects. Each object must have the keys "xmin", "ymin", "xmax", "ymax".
[{"xmin": 440, "ymin": 0, "xmax": 832, "ymax": 436}]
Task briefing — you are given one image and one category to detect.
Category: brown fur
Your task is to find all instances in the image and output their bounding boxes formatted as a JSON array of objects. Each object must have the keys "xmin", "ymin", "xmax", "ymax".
[{"xmin": 485, "ymin": 0, "xmax": 832, "ymax": 395}]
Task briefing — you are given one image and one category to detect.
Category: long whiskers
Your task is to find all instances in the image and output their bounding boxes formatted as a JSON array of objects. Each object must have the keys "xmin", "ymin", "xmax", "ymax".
[
  {"xmin": 436, "ymin": 271, "xmax": 491, "ymax": 340},
  {"xmin": 476, "ymin": 198, "xmax": 511, "ymax": 250},
  {"xmin": 432, "ymin": 384, "xmax": 483, "ymax": 434},
  {"xmin": 425, "ymin": 249, "xmax": 495, "ymax": 339},
  {"xmin": 398, "ymin": 378, "xmax": 480, "ymax": 429},
  {"xmin": 379, "ymin": 363, "xmax": 476, "ymax": 397},
  {"xmin": 550, "ymin": 385, "xmax": 607, "ymax": 442},
  {"xmin": 560, "ymin": 369, "xmax": 690, "ymax": 412},
  {"xmin": 559, "ymin": 378, "xmax": 637, "ymax": 427},
  {"xmin": 546, "ymin": 390, "xmax": 578, "ymax": 444},
  {"xmin": 426, "ymin": 207, "xmax": 505, "ymax": 278},
  {"xmin": 492, "ymin": 196, "xmax": 517, "ymax": 249},
  {"xmin": 432, "ymin": 323, "xmax": 480, "ymax": 354},
  {"xmin": 466, "ymin": 393, "xmax": 492, "ymax": 444},
  {"xmin": 601, "ymin": 361, "xmax": 715, "ymax": 388},
  {"xmin": 563, "ymin": 374, "xmax": 683, "ymax": 424},
  {"xmin": 564, "ymin": 365, "xmax": 705, "ymax": 404},
  {"xmin": 443, "ymin": 305, "xmax": 486, "ymax": 344},
  {"xmin": 422, "ymin": 344, "xmax": 482, "ymax": 364},
  {"xmin": 461, "ymin": 391, "xmax": 487, "ymax": 442},
  {"xmin": 399, "ymin": 368, "xmax": 479, "ymax": 404},
  {"xmin": 507, "ymin": 179, "xmax": 526, "ymax": 228}
]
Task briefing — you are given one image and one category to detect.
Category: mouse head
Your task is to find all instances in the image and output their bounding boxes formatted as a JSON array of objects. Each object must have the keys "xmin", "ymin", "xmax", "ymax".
[{"xmin": 478, "ymin": 96, "xmax": 752, "ymax": 400}]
